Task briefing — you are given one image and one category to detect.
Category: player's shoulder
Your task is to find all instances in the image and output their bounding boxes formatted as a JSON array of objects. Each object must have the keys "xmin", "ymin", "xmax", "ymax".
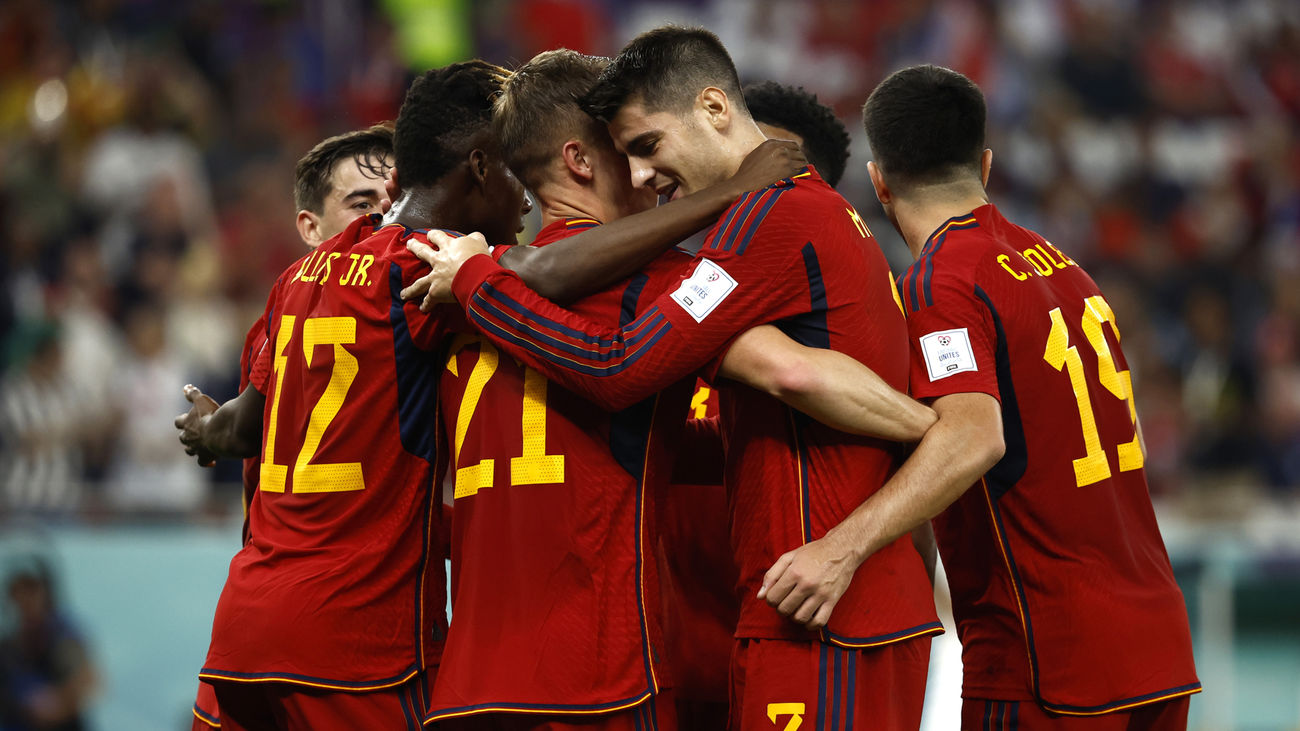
[
  {"xmin": 748, "ymin": 166, "xmax": 845, "ymax": 213},
  {"xmin": 707, "ymin": 167, "xmax": 846, "ymax": 255},
  {"xmin": 379, "ymin": 225, "xmax": 466, "ymax": 267},
  {"xmin": 898, "ymin": 214, "xmax": 989, "ymax": 314}
]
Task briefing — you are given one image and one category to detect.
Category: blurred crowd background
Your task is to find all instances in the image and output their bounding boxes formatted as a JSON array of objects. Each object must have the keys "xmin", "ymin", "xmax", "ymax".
[{"xmin": 1, "ymin": 0, "xmax": 1298, "ymax": 728}]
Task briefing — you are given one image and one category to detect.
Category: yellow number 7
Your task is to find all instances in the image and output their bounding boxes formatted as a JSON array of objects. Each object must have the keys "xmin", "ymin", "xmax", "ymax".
[
  {"xmin": 261, "ymin": 315, "xmax": 365, "ymax": 494},
  {"xmin": 767, "ymin": 703, "xmax": 805, "ymax": 731},
  {"xmin": 1042, "ymin": 295, "xmax": 1143, "ymax": 487}
]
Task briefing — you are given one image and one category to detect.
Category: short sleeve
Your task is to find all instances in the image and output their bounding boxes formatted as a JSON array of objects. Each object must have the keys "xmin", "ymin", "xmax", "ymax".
[
  {"xmin": 249, "ymin": 327, "xmax": 273, "ymax": 394},
  {"xmin": 904, "ymin": 268, "xmax": 1000, "ymax": 402}
]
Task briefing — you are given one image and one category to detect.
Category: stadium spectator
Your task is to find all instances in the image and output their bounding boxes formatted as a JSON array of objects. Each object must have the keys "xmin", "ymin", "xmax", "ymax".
[{"xmin": 0, "ymin": 558, "xmax": 97, "ymax": 731}]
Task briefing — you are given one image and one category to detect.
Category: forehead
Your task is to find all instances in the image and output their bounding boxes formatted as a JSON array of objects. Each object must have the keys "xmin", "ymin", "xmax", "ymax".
[
  {"xmin": 328, "ymin": 153, "xmax": 388, "ymax": 192},
  {"xmin": 608, "ymin": 100, "xmax": 683, "ymax": 149}
]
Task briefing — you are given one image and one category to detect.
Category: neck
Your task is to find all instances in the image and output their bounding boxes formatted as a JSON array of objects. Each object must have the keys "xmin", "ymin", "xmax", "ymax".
[
  {"xmin": 893, "ymin": 182, "xmax": 990, "ymax": 259},
  {"xmin": 385, "ymin": 179, "xmax": 467, "ymax": 232},
  {"xmin": 717, "ymin": 117, "xmax": 773, "ymax": 179},
  {"xmin": 534, "ymin": 178, "xmax": 609, "ymax": 228}
]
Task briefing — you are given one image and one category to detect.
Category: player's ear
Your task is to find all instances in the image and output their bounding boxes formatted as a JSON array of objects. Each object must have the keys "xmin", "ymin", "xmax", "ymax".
[
  {"xmin": 699, "ymin": 87, "xmax": 729, "ymax": 131},
  {"xmin": 385, "ymin": 166, "xmax": 402, "ymax": 207},
  {"xmin": 562, "ymin": 139, "xmax": 594, "ymax": 182},
  {"xmin": 980, "ymin": 149, "xmax": 993, "ymax": 187},
  {"xmin": 297, "ymin": 209, "xmax": 323, "ymax": 247},
  {"xmin": 867, "ymin": 161, "xmax": 891, "ymax": 205},
  {"xmin": 468, "ymin": 148, "xmax": 490, "ymax": 190}
]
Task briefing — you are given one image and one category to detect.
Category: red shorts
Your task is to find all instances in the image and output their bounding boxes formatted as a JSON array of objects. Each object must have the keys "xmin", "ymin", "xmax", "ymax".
[
  {"xmin": 192, "ymin": 680, "xmax": 220, "ymax": 729},
  {"xmin": 211, "ymin": 672, "xmax": 430, "ymax": 731},
  {"xmin": 434, "ymin": 691, "xmax": 675, "ymax": 731},
  {"xmin": 729, "ymin": 636, "xmax": 930, "ymax": 731},
  {"xmin": 961, "ymin": 696, "xmax": 1192, "ymax": 730}
]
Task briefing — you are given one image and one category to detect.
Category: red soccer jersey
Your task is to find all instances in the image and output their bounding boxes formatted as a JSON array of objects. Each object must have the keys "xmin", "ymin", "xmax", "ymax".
[
  {"xmin": 236, "ymin": 296, "xmax": 272, "ymax": 545},
  {"xmin": 899, "ymin": 204, "xmax": 1199, "ymax": 713},
  {"xmin": 448, "ymin": 170, "xmax": 941, "ymax": 648},
  {"xmin": 660, "ymin": 383, "xmax": 734, "ymax": 706},
  {"xmin": 428, "ymin": 218, "xmax": 693, "ymax": 720},
  {"xmin": 202, "ymin": 213, "xmax": 461, "ymax": 690}
]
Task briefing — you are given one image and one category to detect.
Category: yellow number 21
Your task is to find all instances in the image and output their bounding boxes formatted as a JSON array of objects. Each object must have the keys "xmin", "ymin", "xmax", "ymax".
[
  {"xmin": 261, "ymin": 315, "xmax": 365, "ymax": 494},
  {"xmin": 1042, "ymin": 295, "xmax": 1143, "ymax": 487},
  {"xmin": 446, "ymin": 340, "xmax": 565, "ymax": 499}
]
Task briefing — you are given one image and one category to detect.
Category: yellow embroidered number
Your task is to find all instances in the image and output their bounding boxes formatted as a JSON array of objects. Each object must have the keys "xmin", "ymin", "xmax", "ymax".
[
  {"xmin": 447, "ymin": 340, "xmax": 566, "ymax": 498},
  {"xmin": 451, "ymin": 342, "xmax": 498, "ymax": 499},
  {"xmin": 690, "ymin": 385, "xmax": 712, "ymax": 419},
  {"xmin": 511, "ymin": 368, "xmax": 566, "ymax": 485},
  {"xmin": 260, "ymin": 315, "xmax": 365, "ymax": 493},
  {"xmin": 1042, "ymin": 296, "xmax": 1144, "ymax": 487},
  {"xmin": 767, "ymin": 703, "xmax": 805, "ymax": 731}
]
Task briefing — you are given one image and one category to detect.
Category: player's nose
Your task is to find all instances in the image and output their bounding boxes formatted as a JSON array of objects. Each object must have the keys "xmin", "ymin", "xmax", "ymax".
[
  {"xmin": 629, "ymin": 159, "xmax": 656, "ymax": 190},
  {"xmin": 522, "ymin": 192, "xmax": 534, "ymax": 215}
]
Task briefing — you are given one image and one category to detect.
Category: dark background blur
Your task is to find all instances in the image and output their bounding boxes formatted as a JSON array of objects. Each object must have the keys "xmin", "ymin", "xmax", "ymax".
[{"xmin": 0, "ymin": 1, "xmax": 1297, "ymax": 728}]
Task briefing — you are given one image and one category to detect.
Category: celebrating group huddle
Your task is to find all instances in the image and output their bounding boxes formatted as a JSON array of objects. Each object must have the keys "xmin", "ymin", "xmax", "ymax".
[{"xmin": 175, "ymin": 25, "xmax": 1200, "ymax": 731}]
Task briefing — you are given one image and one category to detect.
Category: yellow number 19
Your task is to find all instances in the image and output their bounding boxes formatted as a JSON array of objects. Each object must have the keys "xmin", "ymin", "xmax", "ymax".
[{"xmin": 1042, "ymin": 295, "xmax": 1144, "ymax": 487}]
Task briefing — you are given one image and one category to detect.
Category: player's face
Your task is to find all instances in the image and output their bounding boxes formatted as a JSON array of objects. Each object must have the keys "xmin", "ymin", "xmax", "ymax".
[
  {"xmin": 588, "ymin": 138, "xmax": 659, "ymax": 220},
  {"xmin": 480, "ymin": 157, "xmax": 531, "ymax": 245},
  {"xmin": 608, "ymin": 99, "xmax": 725, "ymax": 200},
  {"xmin": 319, "ymin": 153, "xmax": 391, "ymax": 240}
]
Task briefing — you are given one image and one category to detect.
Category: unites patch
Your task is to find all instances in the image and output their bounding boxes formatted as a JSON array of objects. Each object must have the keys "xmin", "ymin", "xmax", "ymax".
[
  {"xmin": 669, "ymin": 259, "xmax": 737, "ymax": 323},
  {"xmin": 920, "ymin": 327, "xmax": 977, "ymax": 381}
]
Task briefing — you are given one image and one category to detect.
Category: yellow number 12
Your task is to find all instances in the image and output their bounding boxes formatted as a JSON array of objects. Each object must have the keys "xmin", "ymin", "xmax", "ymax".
[
  {"xmin": 1043, "ymin": 295, "xmax": 1143, "ymax": 487},
  {"xmin": 261, "ymin": 315, "xmax": 366, "ymax": 494}
]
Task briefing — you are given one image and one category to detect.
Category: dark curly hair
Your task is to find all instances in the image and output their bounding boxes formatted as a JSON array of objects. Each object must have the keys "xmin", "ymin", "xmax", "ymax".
[
  {"xmin": 395, "ymin": 60, "xmax": 510, "ymax": 189},
  {"xmin": 293, "ymin": 124, "xmax": 393, "ymax": 213},
  {"xmin": 579, "ymin": 26, "xmax": 746, "ymax": 123},
  {"xmin": 744, "ymin": 81, "xmax": 850, "ymax": 187},
  {"xmin": 862, "ymin": 65, "xmax": 985, "ymax": 191}
]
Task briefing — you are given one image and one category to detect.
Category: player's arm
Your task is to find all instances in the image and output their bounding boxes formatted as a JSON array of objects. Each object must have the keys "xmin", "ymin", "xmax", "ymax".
[
  {"xmin": 175, "ymin": 383, "xmax": 265, "ymax": 463},
  {"xmin": 718, "ymin": 325, "xmax": 935, "ymax": 442},
  {"xmin": 401, "ymin": 139, "xmax": 805, "ymax": 308},
  {"xmin": 759, "ymin": 391, "xmax": 1004, "ymax": 629},
  {"xmin": 402, "ymin": 187, "xmax": 826, "ymax": 411}
]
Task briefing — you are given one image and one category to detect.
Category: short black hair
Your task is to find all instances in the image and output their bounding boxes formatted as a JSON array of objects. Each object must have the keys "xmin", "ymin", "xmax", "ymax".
[
  {"xmin": 395, "ymin": 60, "xmax": 510, "ymax": 189},
  {"xmin": 862, "ymin": 65, "xmax": 985, "ymax": 190},
  {"xmin": 744, "ymin": 81, "xmax": 850, "ymax": 187},
  {"xmin": 294, "ymin": 124, "xmax": 394, "ymax": 213},
  {"xmin": 580, "ymin": 26, "xmax": 746, "ymax": 123}
]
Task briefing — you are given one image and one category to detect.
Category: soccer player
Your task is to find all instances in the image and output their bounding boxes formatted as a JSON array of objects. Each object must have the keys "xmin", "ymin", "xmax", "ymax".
[
  {"xmin": 405, "ymin": 27, "xmax": 941, "ymax": 730},
  {"xmin": 176, "ymin": 61, "xmax": 537, "ymax": 730},
  {"xmin": 744, "ymin": 81, "xmax": 851, "ymax": 188},
  {"xmin": 763, "ymin": 65, "xmax": 1201, "ymax": 728},
  {"xmin": 424, "ymin": 49, "xmax": 934, "ymax": 731},
  {"xmin": 661, "ymin": 79, "xmax": 852, "ymax": 728},
  {"xmin": 189, "ymin": 124, "xmax": 395, "ymax": 731}
]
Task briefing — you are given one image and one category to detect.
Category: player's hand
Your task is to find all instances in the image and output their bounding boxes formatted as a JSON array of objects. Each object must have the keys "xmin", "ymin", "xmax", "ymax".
[
  {"xmin": 400, "ymin": 231, "xmax": 490, "ymax": 311},
  {"xmin": 727, "ymin": 139, "xmax": 807, "ymax": 195},
  {"xmin": 757, "ymin": 533, "xmax": 860, "ymax": 631},
  {"xmin": 175, "ymin": 384, "xmax": 219, "ymax": 467}
]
